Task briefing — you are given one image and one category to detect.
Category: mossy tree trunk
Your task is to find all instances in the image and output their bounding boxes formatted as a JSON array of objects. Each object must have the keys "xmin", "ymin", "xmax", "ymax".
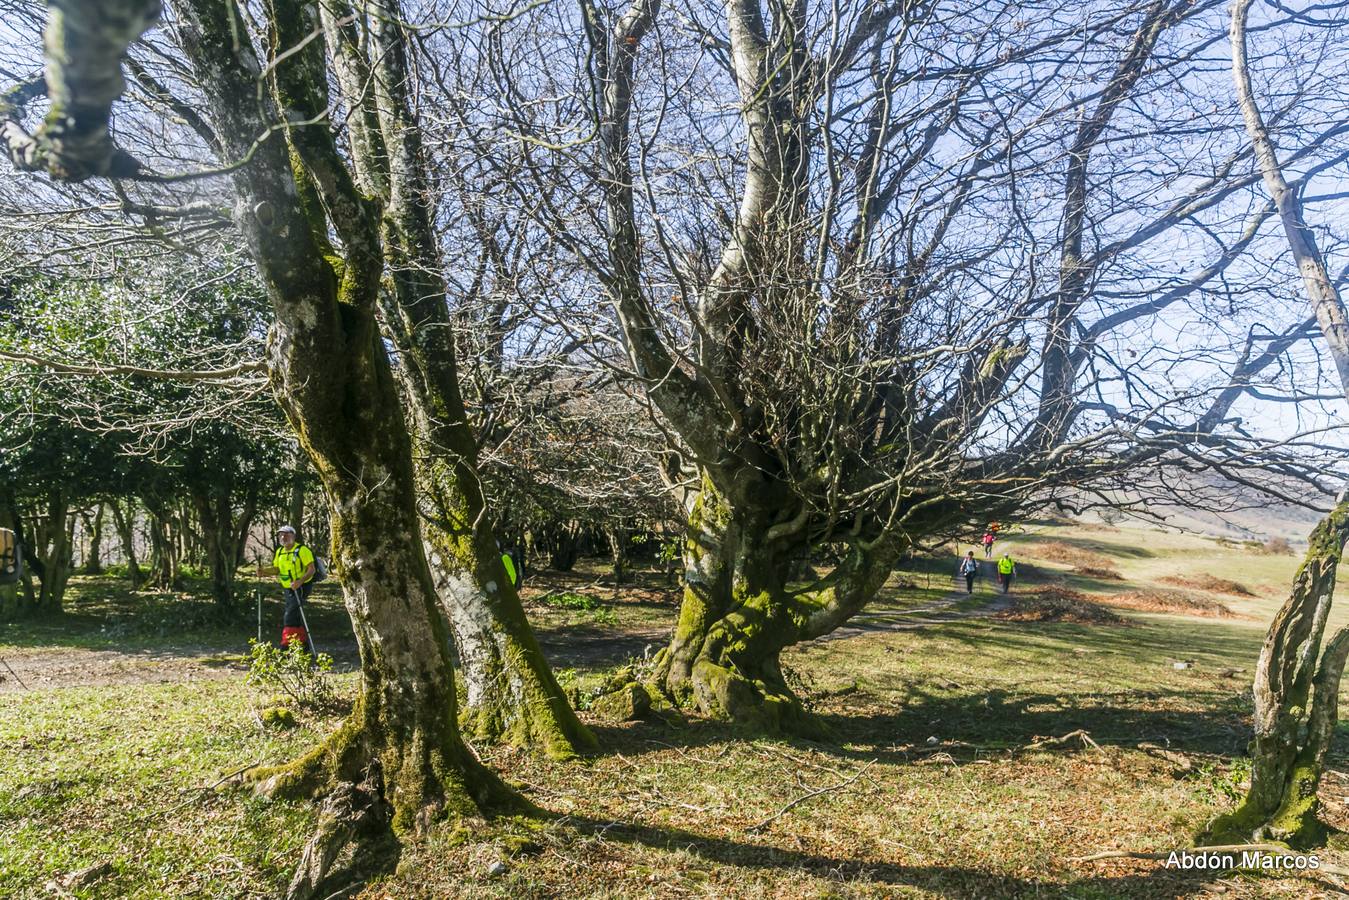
[
  {"xmin": 1210, "ymin": 0, "xmax": 1349, "ymax": 850},
  {"xmin": 326, "ymin": 0, "xmax": 592, "ymax": 759},
  {"xmin": 654, "ymin": 474, "xmax": 899, "ymax": 736},
  {"xmin": 1206, "ymin": 502, "xmax": 1349, "ymax": 847},
  {"xmin": 167, "ymin": 0, "xmax": 523, "ymax": 835}
]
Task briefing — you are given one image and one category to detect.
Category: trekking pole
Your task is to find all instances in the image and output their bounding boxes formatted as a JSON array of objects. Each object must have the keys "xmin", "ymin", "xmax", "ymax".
[
  {"xmin": 0, "ymin": 655, "xmax": 29, "ymax": 690},
  {"xmin": 255, "ymin": 587, "xmax": 262, "ymax": 644},
  {"xmin": 295, "ymin": 587, "xmax": 319, "ymax": 658}
]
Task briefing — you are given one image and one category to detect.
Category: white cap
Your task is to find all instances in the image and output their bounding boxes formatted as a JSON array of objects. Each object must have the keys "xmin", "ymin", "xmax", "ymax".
[{"xmin": 277, "ymin": 524, "xmax": 297, "ymax": 535}]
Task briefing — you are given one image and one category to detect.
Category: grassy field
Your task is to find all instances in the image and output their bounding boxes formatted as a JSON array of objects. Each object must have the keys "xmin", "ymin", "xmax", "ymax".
[{"xmin": 3, "ymin": 520, "xmax": 1349, "ymax": 898}]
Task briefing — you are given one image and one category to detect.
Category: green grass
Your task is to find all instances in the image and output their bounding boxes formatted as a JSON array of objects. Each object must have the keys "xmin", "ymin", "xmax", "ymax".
[
  {"xmin": 3, "ymin": 523, "xmax": 1348, "ymax": 897},
  {"xmin": 0, "ymin": 678, "xmax": 347, "ymax": 898}
]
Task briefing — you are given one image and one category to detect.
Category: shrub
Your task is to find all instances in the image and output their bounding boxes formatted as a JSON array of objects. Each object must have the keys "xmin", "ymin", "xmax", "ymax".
[
  {"xmin": 996, "ymin": 587, "xmax": 1126, "ymax": 624},
  {"xmin": 1159, "ymin": 574, "xmax": 1254, "ymax": 596},
  {"xmin": 539, "ymin": 591, "xmax": 603, "ymax": 611},
  {"xmin": 1071, "ymin": 565, "xmax": 1124, "ymax": 580},
  {"xmin": 246, "ymin": 639, "xmax": 335, "ymax": 712},
  {"xmin": 1103, "ymin": 589, "xmax": 1238, "ymax": 619},
  {"xmin": 259, "ymin": 706, "xmax": 297, "ymax": 729},
  {"xmin": 1030, "ymin": 541, "xmax": 1113, "ymax": 568},
  {"xmin": 1262, "ymin": 537, "xmax": 1293, "ymax": 556}
]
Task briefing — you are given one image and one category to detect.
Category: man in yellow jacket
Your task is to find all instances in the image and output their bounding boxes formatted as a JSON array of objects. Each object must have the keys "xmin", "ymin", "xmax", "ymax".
[
  {"xmin": 997, "ymin": 553, "xmax": 1017, "ymax": 594},
  {"xmin": 255, "ymin": 525, "xmax": 316, "ymax": 654}
]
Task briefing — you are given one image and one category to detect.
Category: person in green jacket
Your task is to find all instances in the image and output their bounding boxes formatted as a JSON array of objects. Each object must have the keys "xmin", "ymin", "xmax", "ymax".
[{"xmin": 997, "ymin": 553, "xmax": 1017, "ymax": 594}]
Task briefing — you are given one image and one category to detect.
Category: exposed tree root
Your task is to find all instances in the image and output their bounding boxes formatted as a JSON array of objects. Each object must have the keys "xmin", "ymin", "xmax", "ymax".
[
  {"xmin": 286, "ymin": 764, "xmax": 397, "ymax": 900},
  {"xmin": 251, "ymin": 714, "xmax": 367, "ymax": 803}
]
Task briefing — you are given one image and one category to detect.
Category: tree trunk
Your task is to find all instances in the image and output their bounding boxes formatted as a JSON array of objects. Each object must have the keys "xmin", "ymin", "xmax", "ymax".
[
  {"xmin": 542, "ymin": 522, "xmax": 581, "ymax": 572},
  {"xmin": 653, "ymin": 480, "xmax": 810, "ymax": 735},
  {"xmin": 253, "ymin": 456, "xmax": 522, "ymax": 830},
  {"xmin": 1209, "ymin": 0, "xmax": 1349, "ymax": 849},
  {"xmin": 607, "ymin": 525, "xmax": 629, "ymax": 584},
  {"xmin": 358, "ymin": 0, "xmax": 593, "ymax": 759},
  {"xmin": 390, "ymin": 285, "xmax": 596, "ymax": 760},
  {"xmin": 288, "ymin": 470, "xmax": 306, "ymax": 534},
  {"xmin": 190, "ymin": 489, "xmax": 237, "ymax": 612},
  {"xmin": 1206, "ymin": 502, "xmax": 1349, "ymax": 847},
  {"xmin": 109, "ymin": 499, "xmax": 143, "ymax": 589},
  {"xmin": 426, "ymin": 525, "xmax": 596, "ymax": 759},
  {"xmin": 146, "ymin": 509, "xmax": 182, "ymax": 590},
  {"xmin": 234, "ymin": 485, "xmax": 259, "ymax": 567},
  {"xmin": 81, "ymin": 504, "xmax": 105, "ymax": 575},
  {"xmin": 21, "ymin": 491, "xmax": 74, "ymax": 615},
  {"xmin": 651, "ymin": 475, "xmax": 899, "ymax": 737}
]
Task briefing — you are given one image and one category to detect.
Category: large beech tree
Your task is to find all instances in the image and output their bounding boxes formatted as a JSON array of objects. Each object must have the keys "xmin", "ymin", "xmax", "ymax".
[
  {"xmin": 474, "ymin": 0, "xmax": 1349, "ymax": 733},
  {"xmin": 1, "ymin": 0, "xmax": 590, "ymax": 760},
  {"xmin": 0, "ymin": 0, "xmax": 533, "ymax": 878},
  {"xmin": 1205, "ymin": 0, "xmax": 1349, "ymax": 849}
]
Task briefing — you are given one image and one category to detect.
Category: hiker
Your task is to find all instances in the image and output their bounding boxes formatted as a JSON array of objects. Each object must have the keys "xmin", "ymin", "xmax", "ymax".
[
  {"xmin": 255, "ymin": 525, "xmax": 316, "ymax": 655},
  {"xmin": 498, "ymin": 541, "xmax": 523, "ymax": 587},
  {"xmin": 957, "ymin": 551, "xmax": 979, "ymax": 594},
  {"xmin": 0, "ymin": 527, "xmax": 20, "ymax": 585},
  {"xmin": 997, "ymin": 552, "xmax": 1017, "ymax": 593},
  {"xmin": 982, "ymin": 530, "xmax": 995, "ymax": 558}
]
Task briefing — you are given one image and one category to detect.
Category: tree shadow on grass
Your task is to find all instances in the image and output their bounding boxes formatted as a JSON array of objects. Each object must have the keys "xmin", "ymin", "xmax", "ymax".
[
  {"xmin": 0, "ymin": 581, "xmax": 364, "ymax": 691},
  {"xmin": 811, "ymin": 618, "xmax": 1267, "ymax": 762},
  {"xmin": 582, "ymin": 614, "xmax": 1274, "ymax": 763},
  {"xmin": 928, "ymin": 615, "xmax": 1265, "ymax": 670},
  {"xmin": 536, "ymin": 624, "xmax": 668, "ymax": 670},
  {"xmin": 818, "ymin": 685, "xmax": 1253, "ymax": 764},
  {"xmin": 554, "ymin": 811, "xmax": 1238, "ymax": 898}
]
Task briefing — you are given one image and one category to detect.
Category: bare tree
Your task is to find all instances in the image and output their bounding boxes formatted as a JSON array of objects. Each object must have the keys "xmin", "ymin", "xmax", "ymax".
[
  {"xmin": 476, "ymin": 0, "xmax": 1349, "ymax": 733},
  {"xmin": 2, "ymin": 0, "xmax": 526, "ymax": 884},
  {"xmin": 1206, "ymin": 0, "xmax": 1349, "ymax": 849}
]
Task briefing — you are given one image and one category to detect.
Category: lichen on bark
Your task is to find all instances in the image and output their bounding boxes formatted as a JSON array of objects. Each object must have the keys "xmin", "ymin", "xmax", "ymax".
[
  {"xmin": 1205, "ymin": 501, "xmax": 1349, "ymax": 849},
  {"xmin": 647, "ymin": 472, "xmax": 900, "ymax": 737}
]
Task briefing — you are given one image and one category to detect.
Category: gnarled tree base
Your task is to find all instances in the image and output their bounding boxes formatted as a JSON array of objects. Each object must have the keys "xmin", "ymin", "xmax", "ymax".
[
  {"xmin": 285, "ymin": 764, "xmax": 398, "ymax": 900},
  {"xmin": 253, "ymin": 710, "xmax": 525, "ymax": 831},
  {"xmin": 683, "ymin": 656, "xmax": 830, "ymax": 740},
  {"xmin": 1204, "ymin": 744, "xmax": 1337, "ymax": 851},
  {"xmin": 253, "ymin": 688, "xmax": 533, "ymax": 898},
  {"xmin": 459, "ymin": 686, "xmax": 598, "ymax": 761}
]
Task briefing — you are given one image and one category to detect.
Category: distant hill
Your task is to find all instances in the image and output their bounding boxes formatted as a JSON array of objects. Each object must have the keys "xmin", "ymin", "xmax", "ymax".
[{"xmin": 1069, "ymin": 471, "xmax": 1331, "ymax": 544}]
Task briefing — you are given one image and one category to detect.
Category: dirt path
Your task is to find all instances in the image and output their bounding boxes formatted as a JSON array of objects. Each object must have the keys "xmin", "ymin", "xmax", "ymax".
[
  {"xmin": 0, "ymin": 639, "xmax": 362, "ymax": 695},
  {"xmin": 816, "ymin": 585, "xmax": 1013, "ymax": 642},
  {"xmin": 0, "ymin": 579, "xmax": 1016, "ymax": 694},
  {"xmin": 0, "ymin": 646, "xmax": 249, "ymax": 694}
]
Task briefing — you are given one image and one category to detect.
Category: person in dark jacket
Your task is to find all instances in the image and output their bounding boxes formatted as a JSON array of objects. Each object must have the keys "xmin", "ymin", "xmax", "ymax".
[{"xmin": 957, "ymin": 551, "xmax": 979, "ymax": 594}]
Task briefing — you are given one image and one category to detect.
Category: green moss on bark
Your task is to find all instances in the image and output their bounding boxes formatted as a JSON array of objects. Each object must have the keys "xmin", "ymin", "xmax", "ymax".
[{"xmin": 423, "ymin": 464, "xmax": 596, "ymax": 761}]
